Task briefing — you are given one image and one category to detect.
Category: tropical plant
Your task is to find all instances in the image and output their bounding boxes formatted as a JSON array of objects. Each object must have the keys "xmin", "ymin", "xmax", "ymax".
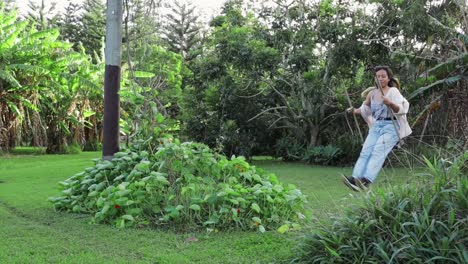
[
  {"xmin": 0, "ymin": 5, "xmax": 102, "ymax": 152},
  {"xmin": 49, "ymin": 135, "xmax": 307, "ymax": 231},
  {"xmin": 119, "ymin": 45, "xmax": 184, "ymax": 145},
  {"xmin": 40, "ymin": 46, "xmax": 103, "ymax": 153},
  {"xmin": 302, "ymin": 145, "xmax": 341, "ymax": 165},
  {"xmin": 0, "ymin": 6, "xmax": 46, "ymax": 150},
  {"xmin": 296, "ymin": 151, "xmax": 468, "ymax": 263},
  {"xmin": 180, "ymin": 1, "xmax": 281, "ymax": 157}
]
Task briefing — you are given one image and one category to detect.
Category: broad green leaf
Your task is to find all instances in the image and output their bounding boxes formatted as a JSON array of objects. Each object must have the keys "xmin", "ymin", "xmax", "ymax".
[
  {"xmin": 155, "ymin": 175, "xmax": 170, "ymax": 185},
  {"xmin": 252, "ymin": 217, "xmax": 262, "ymax": 224},
  {"xmin": 251, "ymin": 203, "xmax": 261, "ymax": 213},
  {"xmin": 266, "ymin": 195, "xmax": 274, "ymax": 203},
  {"xmin": 259, "ymin": 225, "xmax": 266, "ymax": 233},
  {"xmin": 72, "ymin": 205, "xmax": 82, "ymax": 212},
  {"xmin": 273, "ymin": 185, "xmax": 283, "ymax": 193},
  {"xmin": 252, "ymin": 174, "xmax": 262, "ymax": 182},
  {"xmin": 101, "ymin": 204, "xmax": 110, "ymax": 214},
  {"xmin": 277, "ymin": 224, "xmax": 290, "ymax": 234},
  {"xmin": 121, "ymin": 215, "xmax": 135, "ymax": 221},
  {"xmin": 83, "ymin": 110, "xmax": 96, "ymax": 118},
  {"xmin": 189, "ymin": 204, "xmax": 201, "ymax": 211},
  {"xmin": 88, "ymin": 191, "xmax": 99, "ymax": 197}
]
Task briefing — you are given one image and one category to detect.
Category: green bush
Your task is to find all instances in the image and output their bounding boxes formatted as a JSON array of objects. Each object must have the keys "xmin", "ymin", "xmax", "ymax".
[
  {"xmin": 65, "ymin": 142, "xmax": 82, "ymax": 154},
  {"xmin": 333, "ymin": 133, "xmax": 362, "ymax": 165},
  {"xmin": 275, "ymin": 137, "xmax": 305, "ymax": 161},
  {"xmin": 296, "ymin": 152, "xmax": 468, "ymax": 263},
  {"xmin": 302, "ymin": 145, "xmax": 341, "ymax": 165},
  {"xmin": 275, "ymin": 137, "xmax": 342, "ymax": 165},
  {"xmin": 49, "ymin": 137, "xmax": 306, "ymax": 231}
]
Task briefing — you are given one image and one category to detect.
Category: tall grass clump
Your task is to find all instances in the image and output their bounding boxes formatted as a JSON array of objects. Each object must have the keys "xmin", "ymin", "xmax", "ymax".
[
  {"xmin": 49, "ymin": 137, "xmax": 306, "ymax": 231},
  {"xmin": 296, "ymin": 151, "xmax": 468, "ymax": 263}
]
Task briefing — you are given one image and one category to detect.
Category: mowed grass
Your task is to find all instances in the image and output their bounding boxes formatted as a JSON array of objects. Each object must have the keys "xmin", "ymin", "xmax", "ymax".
[{"xmin": 0, "ymin": 151, "xmax": 412, "ymax": 263}]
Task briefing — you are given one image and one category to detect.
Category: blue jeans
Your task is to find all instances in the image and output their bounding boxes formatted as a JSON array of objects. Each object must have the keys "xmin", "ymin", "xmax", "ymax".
[{"xmin": 352, "ymin": 120, "xmax": 399, "ymax": 182}]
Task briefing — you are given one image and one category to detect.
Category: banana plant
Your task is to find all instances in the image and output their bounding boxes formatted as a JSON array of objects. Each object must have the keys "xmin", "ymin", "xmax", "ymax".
[
  {"xmin": 0, "ymin": 7, "xmax": 44, "ymax": 150},
  {"xmin": 0, "ymin": 5, "xmax": 103, "ymax": 152}
]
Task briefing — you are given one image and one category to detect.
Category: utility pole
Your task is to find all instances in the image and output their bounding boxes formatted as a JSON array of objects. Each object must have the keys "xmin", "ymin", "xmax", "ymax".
[{"xmin": 102, "ymin": 0, "xmax": 123, "ymax": 160}]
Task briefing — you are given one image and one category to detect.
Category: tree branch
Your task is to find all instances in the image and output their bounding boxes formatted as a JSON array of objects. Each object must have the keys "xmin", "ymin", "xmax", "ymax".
[{"xmin": 247, "ymin": 106, "xmax": 288, "ymax": 122}]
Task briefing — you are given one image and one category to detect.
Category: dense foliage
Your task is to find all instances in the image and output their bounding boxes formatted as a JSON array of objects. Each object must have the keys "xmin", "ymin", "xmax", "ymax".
[
  {"xmin": 297, "ymin": 151, "xmax": 468, "ymax": 263},
  {"xmin": 3, "ymin": 0, "xmax": 466, "ymax": 161},
  {"xmin": 0, "ymin": 5, "xmax": 102, "ymax": 153},
  {"xmin": 49, "ymin": 136, "xmax": 306, "ymax": 231}
]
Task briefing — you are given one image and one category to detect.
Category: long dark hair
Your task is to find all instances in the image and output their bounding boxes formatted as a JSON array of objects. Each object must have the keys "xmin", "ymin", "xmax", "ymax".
[{"xmin": 373, "ymin": 65, "xmax": 400, "ymax": 89}]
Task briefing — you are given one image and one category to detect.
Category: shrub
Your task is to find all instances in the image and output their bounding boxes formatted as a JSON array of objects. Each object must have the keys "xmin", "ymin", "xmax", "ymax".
[
  {"xmin": 302, "ymin": 145, "xmax": 341, "ymax": 165},
  {"xmin": 65, "ymin": 142, "xmax": 82, "ymax": 154},
  {"xmin": 296, "ymin": 152, "xmax": 468, "ymax": 263},
  {"xmin": 49, "ymin": 137, "xmax": 306, "ymax": 231},
  {"xmin": 334, "ymin": 133, "xmax": 362, "ymax": 165},
  {"xmin": 275, "ymin": 137, "xmax": 304, "ymax": 161}
]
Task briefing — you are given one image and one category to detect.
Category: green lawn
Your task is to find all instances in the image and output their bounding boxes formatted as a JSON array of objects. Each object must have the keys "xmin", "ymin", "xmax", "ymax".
[{"xmin": 0, "ymin": 152, "xmax": 412, "ymax": 263}]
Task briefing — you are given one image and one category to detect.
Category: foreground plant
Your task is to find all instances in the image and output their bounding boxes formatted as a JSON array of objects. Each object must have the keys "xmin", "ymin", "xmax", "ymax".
[
  {"xmin": 296, "ymin": 152, "xmax": 468, "ymax": 263},
  {"xmin": 49, "ymin": 137, "xmax": 306, "ymax": 231}
]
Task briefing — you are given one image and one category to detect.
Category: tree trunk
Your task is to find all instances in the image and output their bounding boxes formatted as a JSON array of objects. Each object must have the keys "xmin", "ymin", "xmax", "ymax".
[
  {"xmin": 308, "ymin": 125, "xmax": 320, "ymax": 147},
  {"xmin": 46, "ymin": 121, "xmax": 67, "ymax": 154},
  {"xmin": 0, "ymin": 105, "xmax": 18, "ymax": 151}
]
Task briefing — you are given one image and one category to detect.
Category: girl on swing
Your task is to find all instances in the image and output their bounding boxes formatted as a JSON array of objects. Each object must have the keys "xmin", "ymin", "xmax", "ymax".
[{"xmin": 343, "ymin": 66, "xmax": 412, "ymax": 191}]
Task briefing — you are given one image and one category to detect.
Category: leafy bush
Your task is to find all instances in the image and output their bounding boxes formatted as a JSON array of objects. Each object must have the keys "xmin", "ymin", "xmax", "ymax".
[
  {"xmin": 333, "ymin": 133, "xmax": 362, "ymax": 165},
  {"xmin": 302, "ymin": 145, "xmax": 341, "ymax": 165},
  {"xmin": 49, "ymin": 137, "xmax": 306, "ymax": 231},
  {"xmin": 65, "ymin": 142, "xmax": 82, "ymax": 154},
  {"xmin": 296, "ymin": 152, "xmax": 468, "ymax": 263},
  {"xmin": 275, "ymin": 137, "xmax": 305, "ymax": 161}
]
